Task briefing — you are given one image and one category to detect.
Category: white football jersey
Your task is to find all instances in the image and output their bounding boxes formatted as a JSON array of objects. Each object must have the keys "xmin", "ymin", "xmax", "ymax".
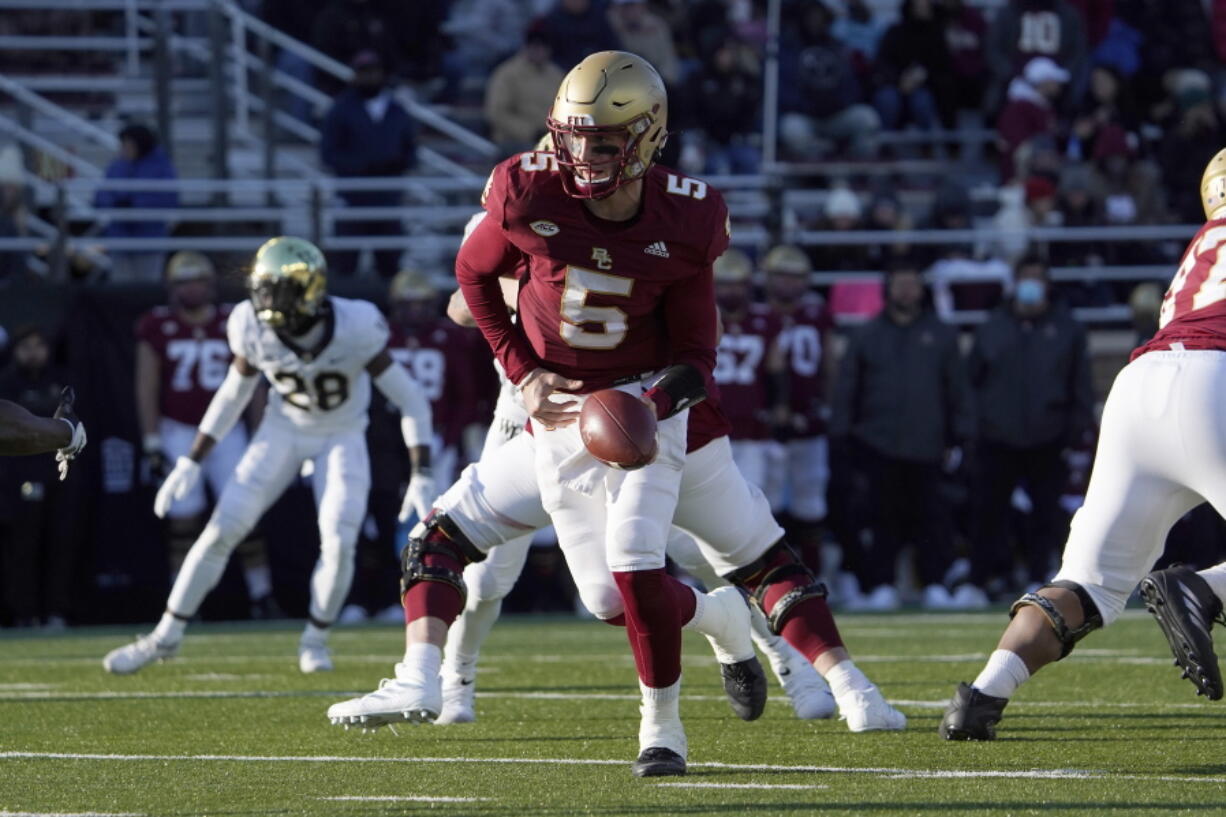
[{"xmin": 228, "ymin": 296, "xmax": 389, "ymax": 434}]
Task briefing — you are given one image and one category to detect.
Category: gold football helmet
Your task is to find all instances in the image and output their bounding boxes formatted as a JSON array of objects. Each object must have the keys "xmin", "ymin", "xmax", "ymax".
[
  {"xmin": 714, "ymin": 248, "xmax": 753, "ymax": 283},
  {"xmin": 248, "ymin": 236, "xmax": 327, "ymax": 334},
  {"xmin": 546, "ymin": 51, "xmax": 668, "ymax": 199},
  {"xmin": 1202, "ymin": 147, "xmax": 1226, "ymax": 220},
  {"xmin": 763, "ymin": 245, "xmax": 811, "ymax": 277},
  {"xmin": 389, "ymin": 267, "xmax": 437, "ymax": 302},
  {"xmin": 165, "ymin": 250, "xmax": 215, "ymax": 283}
]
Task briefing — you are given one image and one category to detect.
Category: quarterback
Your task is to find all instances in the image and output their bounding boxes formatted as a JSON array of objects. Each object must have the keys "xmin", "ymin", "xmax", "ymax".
[
  {"xmin": 338, "ymin": 52, "xmax": 903, "ymax": 777},
  {"xmin": 941, "ymin": 148, "xmax": 1226, "ymax": 739},
  {"xmin": 103, "ymin": 237, "xmax": 437, "ymax": 675}
]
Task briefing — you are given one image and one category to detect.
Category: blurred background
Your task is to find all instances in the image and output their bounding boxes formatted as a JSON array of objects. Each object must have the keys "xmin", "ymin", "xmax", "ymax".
[{"xmin": 1, "ymin": 0, "xmax": 1222, "ymax": 629}]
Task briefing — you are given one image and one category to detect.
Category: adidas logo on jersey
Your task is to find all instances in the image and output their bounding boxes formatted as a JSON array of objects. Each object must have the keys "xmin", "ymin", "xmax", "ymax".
[{"xmin": 644, "ymin": 241, "xmax": 670, "ymax": 258}]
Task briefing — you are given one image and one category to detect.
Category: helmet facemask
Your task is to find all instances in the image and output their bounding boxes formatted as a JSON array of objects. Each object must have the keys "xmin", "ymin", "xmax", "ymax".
[
  {"xmin": 547, "ymin": 114, "xmax": 657, "ymax": 199},
  {"xmin": 250, "ymin": 274, "xmax": 322, "ymax": 335}
]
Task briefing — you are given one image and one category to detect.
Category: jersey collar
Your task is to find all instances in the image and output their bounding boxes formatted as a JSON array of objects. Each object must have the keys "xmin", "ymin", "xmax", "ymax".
[{"xmin": 275, "ymin": 299, "xmax": 336, "ymax": 362}]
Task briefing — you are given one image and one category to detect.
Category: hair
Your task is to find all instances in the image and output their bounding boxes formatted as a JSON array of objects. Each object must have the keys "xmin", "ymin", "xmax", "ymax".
[
  {"xmin": 118, "ymin": 124, "xmax": 157, "ymax": 159},
  {"xmin": 1014, "ymin": 253, "xmax": 1050, "ymax": 278},
  {"xmin": 884, "ymin": 256, "xmax": 922, "ymax": 278}
]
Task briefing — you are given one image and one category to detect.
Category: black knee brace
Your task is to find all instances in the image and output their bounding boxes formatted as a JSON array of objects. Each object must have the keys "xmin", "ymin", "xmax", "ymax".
[
  {"xmin": 399, "ymin": 511, "xmax": 486, "ymax": 603},
  {"xmin": 1009, "ymin": 580, "xmax": 1103, "ymax": 660},
  {"xmin": 722, "ymin": 539, "xmax": 828, "ymax": 634}
]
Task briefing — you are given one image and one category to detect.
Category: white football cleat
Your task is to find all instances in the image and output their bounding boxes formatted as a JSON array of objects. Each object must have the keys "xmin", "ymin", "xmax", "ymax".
[
  {"xmin": 103, "ymin": 633, "xmax": 179, "ymax": 675},
  {"xmin": 434, "ymin": 673, "xmax": 476, "ymax": 724},
  {"xmin": 836, "ymin": 685, "xmax": 907, "ymax": 732},
  {"xmin": 764, "ymin": 640, "xmax": 836, "ymax": 720},
  {"xmin": 327, "ymin": 662, "xmax": 442, "ymax": 730},
  {"xmin": 298, "ymin": 642, "xmax": 333, "ymax": 673}
]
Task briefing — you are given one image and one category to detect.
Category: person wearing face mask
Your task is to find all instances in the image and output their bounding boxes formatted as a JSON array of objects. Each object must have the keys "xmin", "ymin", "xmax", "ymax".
[
  {"xmin": 134, "ymin": 251, "xmax": 278, "ymax": 619},
  {"xmin": 320, "ymin": 50, "xmax": 418, "ymax": 278},
  {"xmin": 961, "ymin": 255, "xmax": 1094, "ymax": 608},
  {"xmin": 830, "ymin": 259, "xmax": 972, "ymax": 611}
]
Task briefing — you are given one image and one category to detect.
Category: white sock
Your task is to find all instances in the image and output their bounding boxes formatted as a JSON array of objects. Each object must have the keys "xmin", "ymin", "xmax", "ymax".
[
  {"xmin": 972, "ymin": 649, "xmax": 1031, "ymax": 700},
  {"xmin": 151, "ymin": 612, "xmax": 186, "ymax": 645},
  {"xmin": 682, "ymin": 586, "xmax": 753, "ymax": 663},
  {"xmin": 825, "ymin": 659, "xmax": 871, "ymax": 699},
  {"xmin": 300, "ymin": 622, "xmax": 329, "ymax": 646},
  {"xmin": 1197, "ymin": 564, "xmax": 1226, "ymax": 606},
  {"xmin": 638, "ymin": 678, "xmax": 684, "ymax": 755},
  {"xmin": 245, "ymin": 564, "xmax": 272, "ymax": 601},
  {"xmin": 400, "ymin": 642, "xmax": 443, "ymax": 685},
  {"xmin": 442, "ymin": 598, "xmax": 503, "ymax": 681}
]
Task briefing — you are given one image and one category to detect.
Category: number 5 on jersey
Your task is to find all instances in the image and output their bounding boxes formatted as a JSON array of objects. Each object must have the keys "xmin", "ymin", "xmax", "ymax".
[{"xmin": 561, "ymin": 266, "xmax": 634, "ymax": 350}]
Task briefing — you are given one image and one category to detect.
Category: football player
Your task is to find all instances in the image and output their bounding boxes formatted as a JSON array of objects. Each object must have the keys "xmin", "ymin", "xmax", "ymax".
[
  {"xmin": 0, "ymin": 386, "xmax": 85, "ymax": 477},
  {"xmin": 711, "ymin": 247, "xmax": 787, "ymax": 498},
  {"xmin": 339, "ymin": 55, "xmax": 904, "ymax": 776},
  {"xmin": 103, "ymin": 237, "xmax": 437, "ymax": 675},
  {"xmin": 940, "ymin": 148, "xmax": 1226, "ymax": 739},
  {"xmin": 762, "ymin": 245, "xmax": 836, "ymax": 567},
  {"xmin": 386, "ymin": 267, "xmax": 492, "ymax": 490},
  {"xmin": 408, "ymin": 267, "xmax": 834, "ymax": 727},
  {"xmin": 134, "ymin": 251, "xmax": 276, "ymax": 615}
]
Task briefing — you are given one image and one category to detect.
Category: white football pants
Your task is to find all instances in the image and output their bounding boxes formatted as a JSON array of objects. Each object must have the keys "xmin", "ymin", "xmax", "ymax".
[
  {"xmin": 167, "ymin": 419, "xmax": 370, "ymax": 626},
  {"xmin": 1054, "ymin": 350, "xmax": 1226, "ymax": 623}
]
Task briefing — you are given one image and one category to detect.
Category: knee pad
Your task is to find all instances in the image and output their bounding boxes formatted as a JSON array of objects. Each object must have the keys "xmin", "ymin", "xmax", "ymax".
[
  {"xmin": 400, "ymin": 510, "xmax": 486, "ymax": 604},
  {"xmin": 721, "ymin": 538, "xmax": 827, "ymax": 634},
  {"xmin": 1009, "ymin": 580, "xmax": 1103, "ymax": 660},
  {"xmin": 576, "ymin": 581, "xmax": 624, "ymax": 621}
]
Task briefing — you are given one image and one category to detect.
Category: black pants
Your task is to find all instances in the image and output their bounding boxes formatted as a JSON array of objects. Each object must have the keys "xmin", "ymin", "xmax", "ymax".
[
  {"xmin": 851, "ymin": 444, "xmax": 952, "ymax": 589},
  {"xmin": 331, "ymin": 219, "xmax": 402, "ymax": 278},
  {"xmin": 0, "ymin": 458, "xmax": 76, "ymax": 623},
  {"xmin": 970, "ymin": 439, "xmax": 1068, "ymax": 586}
]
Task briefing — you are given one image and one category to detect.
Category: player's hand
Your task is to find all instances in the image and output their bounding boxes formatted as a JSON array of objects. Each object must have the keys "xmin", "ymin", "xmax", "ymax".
[
  {"xmin": 154, "ymin": 456, "xmax": 202, "ymax": 518},
  {"xmin": 520, "ymin": 368, "xmax": 583, "ymax": 430},
  {"xmin": 400, "ymin": 470, "xmax": 440, "ymax": 523},
  {"xmin": 53, "ymin": 386, "xmax": 86, "ymax": 481}
]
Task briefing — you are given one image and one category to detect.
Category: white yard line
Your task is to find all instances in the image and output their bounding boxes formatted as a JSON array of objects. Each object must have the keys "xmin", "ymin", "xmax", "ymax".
[
  {"xmin": 318, "ymin": 796, "xmax": 488, "ymax": 803},
  {"xmin": 0, "ymin": 812, "xmax": 144, "ymax": 817},
  {"xmin": 0, "ymin": 689, "xmax": 1218, "ymax": 713},
  {"xmin": 655, "ymin": 783, "xmax": 828, "ymax": 790},
  {"xmin": 2, "ymin": 752, "xmax": 1224, "ymax": 785}
]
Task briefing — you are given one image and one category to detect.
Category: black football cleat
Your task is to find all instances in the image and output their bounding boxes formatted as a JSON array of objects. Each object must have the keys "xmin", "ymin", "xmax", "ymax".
[
  {"xmin": 939, "ymin": 682, "xmax": 1009, "ymax": 741},
  {"xmin": 1140, "ymin": 565, "xmax": 1225, "ymax": 700},
  {"xmin": 720, "ymin": 657, "xmax": 768, "ymax": 721},
  {"xmin": 632, "ymin": 747, "xmax": 686, "ymax": 778}
]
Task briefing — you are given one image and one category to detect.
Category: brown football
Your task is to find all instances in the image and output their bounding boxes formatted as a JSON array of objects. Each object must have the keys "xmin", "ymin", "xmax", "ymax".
[{"xmin": 580, "ymin": 389, "xmax": 659, "ymax": 470}]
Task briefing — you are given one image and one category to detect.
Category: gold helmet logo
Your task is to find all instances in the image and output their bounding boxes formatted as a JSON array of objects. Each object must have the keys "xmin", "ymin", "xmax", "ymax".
[
  {"xmin": 248, "ymin": 236, "xmax": 327, "ymax": 333},
  {"xmin": 546, "ymin": 51, "xmax": 668, "ymax": 199},
  {"xmin": 1202, "ymin": 147, "xmax": 1226, "ymax": 221}
]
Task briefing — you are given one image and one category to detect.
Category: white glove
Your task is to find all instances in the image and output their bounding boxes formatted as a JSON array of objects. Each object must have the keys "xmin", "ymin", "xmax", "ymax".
[
  {"xmin": 399, "ymin": 471, "xmax": 439, "ymax": 523},
  {"xmin": 154, "ymin": 456, "xmax": 202, "ymax": 518},
  {"xmin": 53, "ymin": 386, "xmax": 86, "ymax": 481},
  {"xmin": 54, "ymin": 419, "xmax": 87, "ymax": 481}
]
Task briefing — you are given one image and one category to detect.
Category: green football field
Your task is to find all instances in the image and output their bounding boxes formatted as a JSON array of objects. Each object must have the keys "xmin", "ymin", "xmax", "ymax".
[{"xmin": 3, "ymin": 610, "xmax": 1226, "ymax": 816}]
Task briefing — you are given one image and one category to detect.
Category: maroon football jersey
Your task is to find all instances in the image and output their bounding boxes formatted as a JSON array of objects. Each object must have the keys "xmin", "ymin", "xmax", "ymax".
[
  {"xmin": 775, "ymin": 299, "xmax": 834, "ymax": 437},
  {"xmin": 389, "ymin": 320, "xmax": 493, "ymax": 447},
  {"xmin": 687, "ymin": 389, "xmax": 733, "ymax": 452},
  {"xmin": 1134, "ymin": 219, "xmax": 1226, "ymax": 360},
  {"xmin": 135, "ymin": 304, "xmax": 233, "ymax": 425},
  {"xmin": 715, "ymin": 304, "xmax": 781, "ymax": 440},
  {"xmin": 457, "ymin": 152, "xmax": 728, "ymax": 393}
]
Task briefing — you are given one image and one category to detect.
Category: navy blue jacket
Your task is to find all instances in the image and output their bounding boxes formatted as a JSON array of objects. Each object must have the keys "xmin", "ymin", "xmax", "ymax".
[
  {"xmin": 320, "ymin": 89, "xmax": 418, "ymax": 207},
  {"xmin": 94, "ymin": 146, "xmax": 178, "ymax": 238}
]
